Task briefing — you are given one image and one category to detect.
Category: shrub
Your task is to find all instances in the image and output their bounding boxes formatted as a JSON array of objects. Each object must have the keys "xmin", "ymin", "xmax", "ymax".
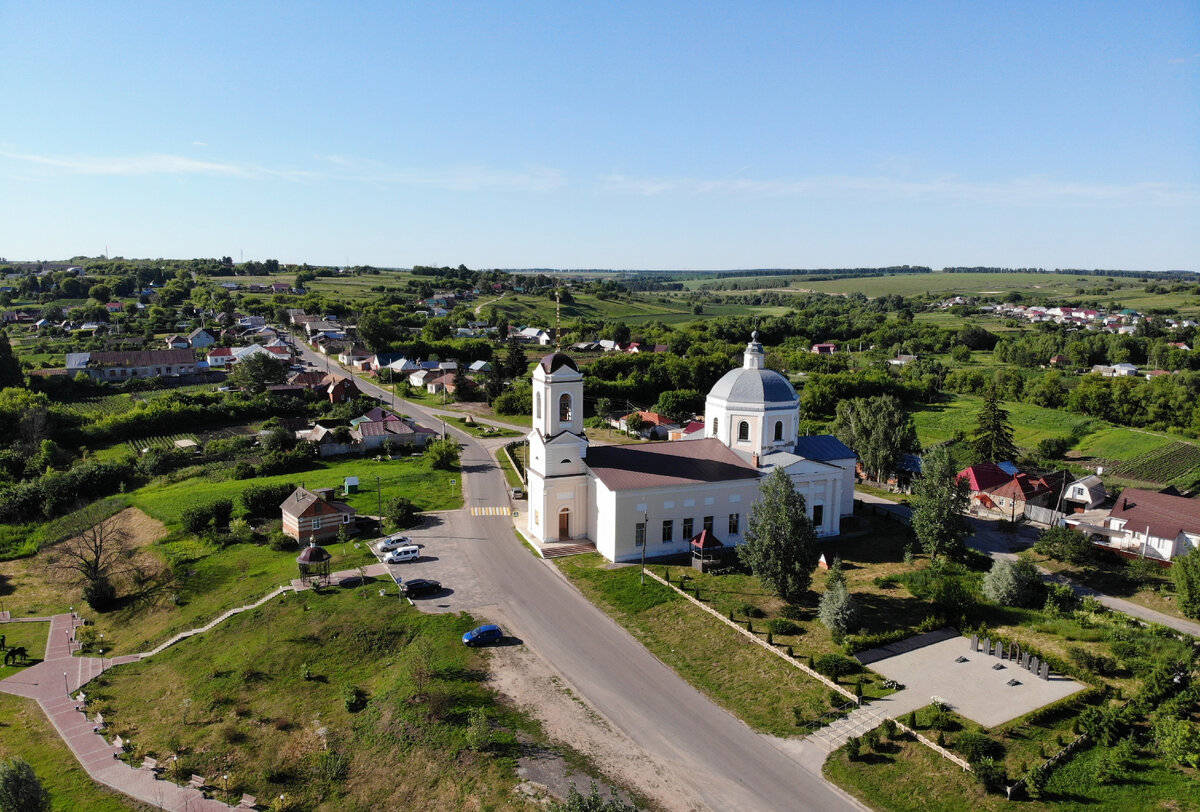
[
  {"xmin": 268, "ymin": 532, "xmax": 296, "ymax": 552},
  {"xmin": 972, "ymin": 757, "xmax": 1006, "ymax": 793},
  {"xmin": 982, "ymin": 558, "xmax": 1043, "ymax": 607},
  {"xmin": 739, "ymin": 603, "xmax": 766, "ymax": 619},
  {"xmin": 862, "ymin": 726, "xmax": 880, "ymax": 751},
  {"xmin": 387, "ymin": 496, "xmax": 419, "ymax": 528},
  {"xmin": 1044, "ymin": 582, "xmax": 1079, "ymax": 615},
  {"xmin": 818, "ymin": 580, "xmax": 860, "ymax": 642},
  {"xmin": 0, "ymin": 757, "xmax": 50, "ymax": 812},
  {"xmin": 780, "ymin": 604, "xmax": 806, "ymax": 620},
  {"xmin": 766, "ymin": 618, "xmax": 800, "ymax": 636},
  {"xmin": 1034, "ymin": 525, "xmax": 1092, "ymax": 565},
  {"xmin": 814, "ymin": 653, "xmax": 860, "ymax": 681},
  {"xmin": 956, "ymin": 732, "xmax": 1005, "ymax": 762},
  {"xmin": 343, "ymin": 685, "xmax": 367, "ymax": 713},
  {"xmin": 881, "ymin": 718, "xmax": 897, "ymax": 740},
  {"xmin": 844, "ymin": 736, "xmax": 861, "ymax": 760}
]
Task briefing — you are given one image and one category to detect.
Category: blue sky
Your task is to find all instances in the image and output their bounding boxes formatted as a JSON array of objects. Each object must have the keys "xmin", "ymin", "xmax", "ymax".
[{"xmin": 1, "ymin": 2, "xmax": 1197, "ymax": 270}]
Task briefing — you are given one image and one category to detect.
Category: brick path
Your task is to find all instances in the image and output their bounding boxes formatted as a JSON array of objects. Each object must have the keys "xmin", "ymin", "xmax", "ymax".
[{"xmin": 0, "ymin": 610, "xmax": 260, "ymax": 810}]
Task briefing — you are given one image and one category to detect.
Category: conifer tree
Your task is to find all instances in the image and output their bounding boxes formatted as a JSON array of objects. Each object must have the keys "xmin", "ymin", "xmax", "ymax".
[{"xmin": 971, "ymin": 384, "xmax": 1018, "ymax": 463}]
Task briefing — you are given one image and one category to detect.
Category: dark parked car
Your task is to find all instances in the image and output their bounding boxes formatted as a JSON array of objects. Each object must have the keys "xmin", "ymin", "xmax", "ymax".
[
  {"xmin": 401, "ymin": 578, "xmax": 442, "ymax": 598},
  {"xmin": 462, "ymin": 624, "xmax": 504, "ymax": 647}
]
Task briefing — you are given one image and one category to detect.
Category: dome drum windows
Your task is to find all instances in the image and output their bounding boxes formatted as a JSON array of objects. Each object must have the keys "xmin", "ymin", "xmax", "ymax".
[{"xmin": 737, "ymin": 421, "xmax": 750, "ymax": 442}]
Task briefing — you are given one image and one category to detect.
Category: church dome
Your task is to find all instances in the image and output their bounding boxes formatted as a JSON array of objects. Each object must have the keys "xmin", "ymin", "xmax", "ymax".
[
  {"xmin": 538, "ymin": 352, "xmax": 579, "ymax": 374},
  {"xmin": 707, "ymin": 367, "xmax": 798, "ymax": 406}
]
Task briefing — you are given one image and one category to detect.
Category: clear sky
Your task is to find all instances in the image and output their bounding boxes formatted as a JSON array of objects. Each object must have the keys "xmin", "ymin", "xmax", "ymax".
[{"xmin": 1, "ymin": 2, "xmax": 1197, "ymax": 270}]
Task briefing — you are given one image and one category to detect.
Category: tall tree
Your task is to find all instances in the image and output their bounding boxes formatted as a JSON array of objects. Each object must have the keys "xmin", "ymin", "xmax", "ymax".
[
  {"xmin": 44, "ymin": 501, "xmax": 139, "ymax": 611},
  {"xmin": 910, "ymin": 445, "xmax": 972, "ymax": 561},
  {"xmin": 971, "ymin": 384, "xmax": 1018, "ymax": 463},
  {"xmin": 831, "ymin": 395, "xmax": 919, "ymax": 483},
  {"xmin": 228, "ymin": 353, "xmax": 287, "ymax": 394},
  {"xmin": 740, "ymin": 467, "xmax": 819, "ymax": 603},
  {"xmin": 504, "ymin": 338, "xmax": 528, "ymax": 381},
  {"xmin": 0, "ymin": 332, "xmax": 23, "ymax": 389}
]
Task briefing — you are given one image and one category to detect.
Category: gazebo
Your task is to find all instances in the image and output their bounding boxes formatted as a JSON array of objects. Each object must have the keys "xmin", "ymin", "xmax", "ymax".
[
  {"xmin": 689, "ymin": 528, "xmax": 725, "ymax": 571},
  {"xmin": 296, "ymin": 540, "xmax": 332, "ymax": 586}
]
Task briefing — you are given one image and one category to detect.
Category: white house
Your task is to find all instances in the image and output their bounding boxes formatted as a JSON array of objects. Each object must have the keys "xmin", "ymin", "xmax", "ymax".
[
  {"xmin": 1063, "ymin": 475, "xmax": 1106, "ymax": 511},
  {"xmin": 524, "ymin": 333, "xmax": 856, "ymax": 562},
  {"xmin": 1071, "ymin": 488, "xmax": 1200, "ymax": 562}
]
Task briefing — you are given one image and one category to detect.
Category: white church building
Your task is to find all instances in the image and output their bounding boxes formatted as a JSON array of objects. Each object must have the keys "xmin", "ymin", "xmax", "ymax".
[{"xmin": 525, "ymin": 333, "xmax": 857, "ymax": 563}]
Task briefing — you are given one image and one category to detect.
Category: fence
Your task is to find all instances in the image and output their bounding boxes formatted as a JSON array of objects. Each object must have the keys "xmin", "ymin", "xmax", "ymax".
[{"xmin": 503, "ymin": 440, "xmax": 526, "ymax": 483}]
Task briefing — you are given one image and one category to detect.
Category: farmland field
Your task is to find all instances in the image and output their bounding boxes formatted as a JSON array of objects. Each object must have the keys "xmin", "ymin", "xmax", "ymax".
[{"xmin": 1108, "ymin": 440, "xmax": 1200, "ymax": 486}]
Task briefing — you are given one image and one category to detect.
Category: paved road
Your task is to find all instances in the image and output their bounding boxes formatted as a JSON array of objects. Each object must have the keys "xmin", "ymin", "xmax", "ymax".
[
  {"xmin": 294, "ymin": 340, "xmax": 865, "ymax": 811},
  {"xmin": 855, "ymin": 492, "xmax": 1200, "ymax": 637}
]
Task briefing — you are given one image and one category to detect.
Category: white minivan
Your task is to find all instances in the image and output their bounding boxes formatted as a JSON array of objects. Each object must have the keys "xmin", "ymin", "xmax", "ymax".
[{"xmin": 383, "ymin": 545, "xmax": 420, "ymax": 564}]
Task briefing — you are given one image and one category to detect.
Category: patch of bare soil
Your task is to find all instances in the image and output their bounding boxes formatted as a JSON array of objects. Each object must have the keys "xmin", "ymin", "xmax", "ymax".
[
  {"xmin": 488, "ymin": 644, "xmax": 706, "ymax": 812},
  {"xmin": 0, "ymin": 508, "xmax": 168, "ymax": 617}
]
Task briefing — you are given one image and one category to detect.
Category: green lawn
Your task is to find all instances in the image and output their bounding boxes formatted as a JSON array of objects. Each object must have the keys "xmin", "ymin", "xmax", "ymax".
[
  {"xmin": 1072, "ymin": 425, "xmax": 1174, "ymax": 462},
  {"xmin": 94, "ymin": 586, "xmax": 557, "ymax": 810},
  {"xmin": 129, "ymin": 457, "xmax": 461, "ymax": 527},
  {"xmin": 0, "ymin": 621, "xmax": 49, "ymax": 678},
  {"xmin": 913, "ymin": 396, "xmax": 1099, "ymax": 449},
  {"xmin": 0, "ymin": 692, "xmax": 149, "ymax": 811}
]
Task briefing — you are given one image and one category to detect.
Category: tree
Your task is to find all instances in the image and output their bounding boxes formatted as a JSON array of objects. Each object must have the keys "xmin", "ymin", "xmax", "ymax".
[
  {"xmin": 1034, "ymin": 525, "xmax": 1092, "ymax": 565},
  {"xmin": 653, "ymin": 389, "xmax": 702, "ymax": 425},
  {"xmin": 228, "ymin": 353, "xmax": 287, "ymax": 394},
  {"xmin": 818, "ymin": 580, "xmax": 860, "ymax": 642},
  {"xmin": 1171, "ymin": 548, "xmax": 1200, "ymax": 619},
  {"xmin": 44, "ymin": 501, "xmax": 139, "ymax": 610},
  {"xmin": 504, "ymin": 339, "xmax": 528, "ymax": 381},
  {"xmin": 971, "ymin": 385, "xmax": 1018, "ymax": 463},
  {"xmin": 0, "ymin": 333, "xmax": 23, "ymax": 389},
  {"xmin": 387, "ymin": 496, "xmax": 419, "ymax": 528},
  {"xmin": 831, "ymin": 395, "xmax": 919, "ymax": 483},
  {"xmin": 740, "ymin": 467, "xmax": 819, "ymax": 603},
  {"xmin": 240, "ymin": 482, "xmax": 295, "ymax": 519},
  {"xmin": 910, "ymin": 445, "xmax": 971, "ymax": 561},
  {"xmin": 424, "ymin": 437, "xmax": 460, "ymax": 471},
  {"xmin": 0, "ymin": 757, "xmax": 50, "ymax": 812},
  {"xmin": 624, "ymin": 412, "xmax": 646, "ymax": 436},
  {"xmin": 981, "ymin": 559, "xmax": 1043, "ymax": 607}
]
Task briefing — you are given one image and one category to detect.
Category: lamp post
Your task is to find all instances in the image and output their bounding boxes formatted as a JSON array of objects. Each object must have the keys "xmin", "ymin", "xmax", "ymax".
[
  {"xmin": 63, "ymin": 671, "xmax": 68, "ymax": 696},
  {"xmin": 640, "ymin": 511, "xmax": 648, "ymax": 587}
]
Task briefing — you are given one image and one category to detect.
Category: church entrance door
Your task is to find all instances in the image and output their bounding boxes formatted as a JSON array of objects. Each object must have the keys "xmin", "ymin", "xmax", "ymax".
[{"xmin": 558, "ymin": 509, "xmax": 570, "ymax": 540}]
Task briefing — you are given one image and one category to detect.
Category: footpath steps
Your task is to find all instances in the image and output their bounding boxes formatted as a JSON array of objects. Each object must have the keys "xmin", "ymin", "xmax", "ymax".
[{"xmin": 805, "ymin": 703, "xmax": 891, "ymax": 753}]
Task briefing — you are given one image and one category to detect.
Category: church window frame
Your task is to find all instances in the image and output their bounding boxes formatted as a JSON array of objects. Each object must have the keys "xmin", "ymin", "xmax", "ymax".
[
  {"xmin": 737, "ymin": 421, "xmax": 750, "ymax": 442},
  {"xmin": 535, "ymin": 391, "xmax": 542, "ymax": 419},
  {"xmin": 728, "ymin": 513, "xmax": 740, "ymax": 535},
  {"xmin": 559, "ymin": 393, "xmax": 572, "ymax": 423},
  {"xmin": 682, "ymin": 517, "xmax": 694, "ymax": 539},
  {"xmin": 812, "ymin": 504, "xmax": 824, "ymax": 527},
  {"xmin": 662, "ymin": 519, "xmax": 673, "ymax": 543},
  {"xmin": 774, "ymin": 420, "xmax": 784, "ymax": 441},
  {"xmin": 634, "ymin": 521, "xmax": 646, "ymax": 547},
  {"xmin": 703, "ymin": 515, "xmax": 714, "ymax": 533}
]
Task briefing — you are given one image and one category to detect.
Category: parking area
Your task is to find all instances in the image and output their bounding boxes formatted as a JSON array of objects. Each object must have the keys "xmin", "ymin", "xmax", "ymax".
[{"xmin": 366, "ymin": 512, "xmax": 497, "ymax": 614}]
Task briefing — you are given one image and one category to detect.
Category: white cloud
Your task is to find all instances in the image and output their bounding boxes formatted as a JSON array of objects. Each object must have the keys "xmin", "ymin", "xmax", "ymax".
[
  {"xmin": 1168, "ymin": 52, "xmax": 1200, "ymax": 64},
  {"xmin": 0, "ymin": 150, "xmax": 564, "ymax": 192},
  {"xmin": 191, "ymin": 141, "xmax": 209, "ymax": 147},
  {"xmin": 598, "ymin": 172, "xmax": 1200, "ymax": 206}
]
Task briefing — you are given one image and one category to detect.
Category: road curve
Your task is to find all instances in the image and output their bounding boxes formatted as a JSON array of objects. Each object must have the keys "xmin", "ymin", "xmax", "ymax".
[{"xmin": 291, "ymin": 340, "xmax": 865, "ymax": 811}]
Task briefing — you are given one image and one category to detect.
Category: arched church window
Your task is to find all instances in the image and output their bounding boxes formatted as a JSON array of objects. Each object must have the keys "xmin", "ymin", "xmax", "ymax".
[
  {"xmin": 738, "ymin": 421, "xmax": 749, "ymax": 442},
  {"xmin": 774, "ymin": 421, "xmax": 783, "ymax": 441},
  {"xmin": 559, "ymin": 393, "xmax": 572, "ymax": 422},
  {"xmin": 535, "ymin": 391, "xmax": 542, "ymax": 419}
]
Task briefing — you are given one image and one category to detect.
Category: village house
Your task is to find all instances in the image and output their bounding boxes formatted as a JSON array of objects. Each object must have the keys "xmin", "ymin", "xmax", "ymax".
[
  {"xmin": 279, "ymin": 487, "xmax": 356, "ymax": 542},
  {"xmin": 1067, "ymin": 488, "xmax": 1200, "ymax": 562}
]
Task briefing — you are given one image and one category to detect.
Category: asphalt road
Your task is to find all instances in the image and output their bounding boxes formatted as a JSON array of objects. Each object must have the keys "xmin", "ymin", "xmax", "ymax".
[{"xmin": 291, "ymin": 339, "xmax": 864, "ymax": 811}]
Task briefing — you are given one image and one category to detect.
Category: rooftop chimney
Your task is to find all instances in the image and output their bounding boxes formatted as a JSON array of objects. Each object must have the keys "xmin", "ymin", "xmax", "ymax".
[{"xmin": 751, "ymin": 452, "xmax": 760, "ymax": 468}]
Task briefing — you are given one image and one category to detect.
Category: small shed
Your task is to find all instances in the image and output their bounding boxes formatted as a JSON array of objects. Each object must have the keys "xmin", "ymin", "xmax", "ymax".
[
  {"xmin": 296, "ymin": 541, "xmax": 332, "ymax": 586},
  {"xmin": 343, "ymin": 476, "xmax": 359, "ymax": 494}
]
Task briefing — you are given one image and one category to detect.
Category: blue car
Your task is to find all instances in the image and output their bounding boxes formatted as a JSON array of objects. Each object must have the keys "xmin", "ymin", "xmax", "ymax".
[{"xmin": 462, "ymin": 624, "xmax": 504, "ymax": 647}]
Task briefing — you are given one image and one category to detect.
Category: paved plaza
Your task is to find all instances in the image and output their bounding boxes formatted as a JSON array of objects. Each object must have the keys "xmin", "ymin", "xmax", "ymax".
[{"xmin": 859, "ymin": 630, "xmax": 1085, "ymax": 728}]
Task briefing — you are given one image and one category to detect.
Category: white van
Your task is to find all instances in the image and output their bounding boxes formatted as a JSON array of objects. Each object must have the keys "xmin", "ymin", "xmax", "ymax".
[{"xmin": 383, "ymin": 545, "xmax": 420, "ymax": 564}]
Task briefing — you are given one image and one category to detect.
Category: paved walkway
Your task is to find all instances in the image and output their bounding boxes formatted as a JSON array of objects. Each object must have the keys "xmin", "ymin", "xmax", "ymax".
[
  {"xmin": 856, "ymin": 492, "xmax": 1200, "ymax": 637},
  {"xmin": 0, "ymin": 613, "xmax": 230, "ymax": 810}
]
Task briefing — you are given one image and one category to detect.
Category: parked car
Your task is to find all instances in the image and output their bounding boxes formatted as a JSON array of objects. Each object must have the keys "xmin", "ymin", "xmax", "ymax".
[
  {"xmin": 401, "ymin": 578, "xmax": 442, "ymax": 598},
  {"xmin": 383, "ymin": 545, "xmax": 420, "ymax": 564},
  {"xmin": 462, "ymin": 624, "xmax": 504, "ymax": 647},
  {"xmin": 511, "ymin": 487, "xmax": 524, "ymax": 500},
  {"xmin": 377, "ymin": 534, "xmax": 411, "ymax": 553}
]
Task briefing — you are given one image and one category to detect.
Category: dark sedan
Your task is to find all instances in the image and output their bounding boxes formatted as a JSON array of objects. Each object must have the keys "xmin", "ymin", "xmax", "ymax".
[{"xmin": 401, "ymin": 578, "xmax": 443, "ymax": 598}]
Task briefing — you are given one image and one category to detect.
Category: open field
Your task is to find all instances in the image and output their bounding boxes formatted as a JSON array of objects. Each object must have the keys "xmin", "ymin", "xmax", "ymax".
[
  {"xmin": 94, "ymin": 585, "xmax": 557, "ymax": 810},
  {"xmin": 128, "ymin": 456, "xmax": 461, "ymax": 527},
  {"xmin": 913, "ymin": 396, "xmax": 1101, "ymax": 448}
]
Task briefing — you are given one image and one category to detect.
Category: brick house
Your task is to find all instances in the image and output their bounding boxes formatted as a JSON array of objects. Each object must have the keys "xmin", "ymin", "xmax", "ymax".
[{"xmin": 279, "ymin": 487, "xmax": 357, "ymax": 543}]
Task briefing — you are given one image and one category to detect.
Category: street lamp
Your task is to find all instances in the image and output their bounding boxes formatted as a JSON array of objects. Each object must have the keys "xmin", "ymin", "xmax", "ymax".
[
  {"xmin": 640, "ymin": 511, "xmax": 648, "ymax": 587},
  {"xmin": 63, "ymin": 671, "xmax": 68, "ymax": 696}
]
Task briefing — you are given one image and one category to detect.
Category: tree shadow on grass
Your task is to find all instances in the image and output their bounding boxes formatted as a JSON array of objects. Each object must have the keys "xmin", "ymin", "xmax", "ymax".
[
  {"xmin": 0, "ymin": 573, "xmax": 13, "ymax": 598},
  {"xmin": 854, "ymin": 591, "xmax": 935, "ymax": 634}
]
